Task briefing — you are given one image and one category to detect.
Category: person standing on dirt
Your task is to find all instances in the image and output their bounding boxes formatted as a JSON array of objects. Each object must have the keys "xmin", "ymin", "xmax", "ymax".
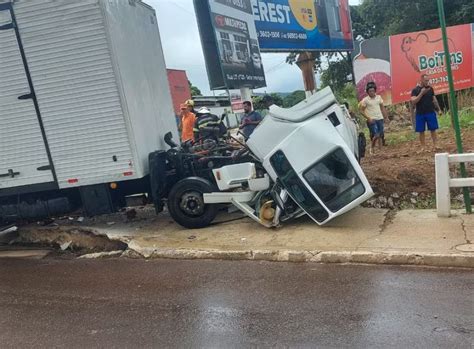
[
  {"xmin": 411, "ymin": 74, "xmax": 441, "ymax": 151},
  {"xmin": 409, "ymin": 81, "xmax": 422, "ymax": 133},
  {"xmin": 179, "ymin": 102, "xmax": 196, "ymax": 143},
  {"xmin": 359, "ymin": 82, "xmax": 388, "ymax": 154},
  {"xmin": 240, "ymin": 101, "xmax": 262, "ymax": 140}
]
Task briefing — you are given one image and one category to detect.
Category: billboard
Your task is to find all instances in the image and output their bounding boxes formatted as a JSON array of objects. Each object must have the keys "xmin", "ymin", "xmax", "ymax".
[
  {"xmin": 166, "ymin": 69, "xmax": 191, "ymax": 115},
  {"xmin": 353, "ymin": 23, "xmax": 474, "ymax": 105},
  {"xmin": 194, "ymin": 0, "xmax": 266, "ymax": 90},
  {"xmin": 252, "ymin": 0, "xmax": 354, "ymax": 52},
  {"xmin": 353, "ymin": 38, "xmax": 393, "ymax": 104},
  {"xmin": 390, "ymin": 24, "xmax": 473, "ymax": 104}
]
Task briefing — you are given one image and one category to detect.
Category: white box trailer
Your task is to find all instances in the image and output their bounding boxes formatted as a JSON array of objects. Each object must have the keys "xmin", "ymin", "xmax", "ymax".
[{"xmin": 0, "ymin": 0, "xmax": 178, "ymax": 219}]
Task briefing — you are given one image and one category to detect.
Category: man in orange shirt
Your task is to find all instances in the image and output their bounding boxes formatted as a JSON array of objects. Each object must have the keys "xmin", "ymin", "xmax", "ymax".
[{"xmin": 179, "ymin": 102, "xmax": 196, "ymax": 142}]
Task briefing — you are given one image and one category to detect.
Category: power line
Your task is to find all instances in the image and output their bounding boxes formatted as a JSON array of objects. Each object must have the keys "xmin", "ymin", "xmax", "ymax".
[
  {"xmin": 161, "ymin": 0, "xmax": 195, "ymax": 16},
  {"xmin": 265, "ymin": 60, "xmax": 287, "ymax": 74}
]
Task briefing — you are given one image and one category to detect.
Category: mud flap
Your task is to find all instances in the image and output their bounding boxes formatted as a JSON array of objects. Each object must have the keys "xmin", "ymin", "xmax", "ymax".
[
  {"xmin": 148, "ymin": 151, "xmax": 168, "ymax": 214},
  {"xmin": 358, "ymin": 132, "xmax": 367, "ymax": 161}
]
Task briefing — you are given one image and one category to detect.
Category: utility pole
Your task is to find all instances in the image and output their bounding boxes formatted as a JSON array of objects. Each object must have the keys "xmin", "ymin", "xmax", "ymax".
[
  {"xmin": 437, "ymin": 0, "xmax": 472, "ymax": 213},
  {"xmin": 240, "ymin": 87, "xmax": 252, "ymax": 104},
  {"xmin": 296, "ymin": 52, "xmax": 316, "ymax": 98}
]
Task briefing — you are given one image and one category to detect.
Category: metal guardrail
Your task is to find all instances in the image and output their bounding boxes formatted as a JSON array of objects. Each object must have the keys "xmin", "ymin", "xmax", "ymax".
[{"xmin": 435, "ymin": 153, "xmax": 474, "ymax": 217}]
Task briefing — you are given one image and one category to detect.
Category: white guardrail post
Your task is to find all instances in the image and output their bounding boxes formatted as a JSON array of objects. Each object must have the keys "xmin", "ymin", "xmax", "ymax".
[
  {"xmin": 435, "ymin": 153, "xmax": 451, "ymax": 217},
  {"xmin": 435, "ymin": 152, "xmax": 474, "ymax": 217}
]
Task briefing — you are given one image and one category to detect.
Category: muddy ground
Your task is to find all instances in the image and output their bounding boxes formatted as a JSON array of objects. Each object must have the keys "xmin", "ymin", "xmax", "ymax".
[{"xmin": 361, "ymin": 122, "xmax": 474, "ymax": 209}]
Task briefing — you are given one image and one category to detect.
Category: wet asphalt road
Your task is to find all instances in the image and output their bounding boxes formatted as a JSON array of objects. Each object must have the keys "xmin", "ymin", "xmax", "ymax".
[{"xmin": 0, "ymin": 258, "xmax": 472, "ymax": 348}]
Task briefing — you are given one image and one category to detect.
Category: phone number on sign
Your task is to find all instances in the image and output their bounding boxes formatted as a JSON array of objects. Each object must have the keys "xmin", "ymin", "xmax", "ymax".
[
  {"xmin": 430, "ymin": 76, "xmax": 449, "ymax": 84},
  {"xmin": 283, "ymin": 32, "xmax": 307, "ymax": 40},
  {"xmin": 258, "ymin": 30, "xmax": 281, "ymax": 39}
]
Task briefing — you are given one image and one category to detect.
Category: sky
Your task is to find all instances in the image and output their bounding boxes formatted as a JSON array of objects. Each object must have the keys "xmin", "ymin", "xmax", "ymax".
[{"xmin": 149, "ymin": 0, "xmax": 361, "ymax": 95}]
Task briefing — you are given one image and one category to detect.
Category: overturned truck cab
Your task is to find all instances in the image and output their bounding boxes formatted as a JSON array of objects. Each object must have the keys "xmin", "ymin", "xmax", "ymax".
[{"xmin": 165, "ymin": 87, "xmax": 373, "ymax": 229}]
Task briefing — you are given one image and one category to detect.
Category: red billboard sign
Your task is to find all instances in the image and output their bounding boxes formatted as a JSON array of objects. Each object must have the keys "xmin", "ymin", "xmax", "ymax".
[
  {"xmin": 390, "ymin": 24, "xmax": 473, "ymax": 104},
  {"xmin": 353, "ymin": 23, "xmax": 474, "ymax": 105},
  {"xmin": 166, "ymin": 69, "xmax": 192, "ymax": 115}
]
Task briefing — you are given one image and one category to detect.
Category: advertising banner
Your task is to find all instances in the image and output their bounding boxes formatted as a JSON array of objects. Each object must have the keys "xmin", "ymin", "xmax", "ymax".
[
  {"xmin": 252, "ymin": 0, "xmax": 353, "ymax": 52},
  {"xmin": 166, "ymin": 69, "xmax": 191, "ymax": 115},
  {"xmin": 353, "ymin": 37, "xmax": 392, "ymax": 104},
  {"xmin": 390, "ymin": 24, "xmax": 473, "ymax": 104},
  {"xmin": 231, "ymin": 99, "xmax": 245, "ymax": 113},
  {"xmin": 353, "ymin": 23, "xmax": 474, "ymax": 105},
  {"xmin": 194, "ymin": 0, "xmax": 266, "ymax": 90}
]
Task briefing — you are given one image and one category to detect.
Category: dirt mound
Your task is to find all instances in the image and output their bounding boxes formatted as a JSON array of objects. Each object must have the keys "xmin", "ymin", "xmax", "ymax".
[{"xmin": 361, "ymin": 127, "xmax": 474, "ymax": 208}]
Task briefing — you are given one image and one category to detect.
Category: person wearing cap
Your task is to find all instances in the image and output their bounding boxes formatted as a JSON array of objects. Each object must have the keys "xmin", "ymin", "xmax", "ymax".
[
  {"xmin": 193, "ymin": 107, "xmax": 226, "ymax": 141},
  {"xmin": 179, "ymin": 102, "xmax": 196, "ymax": 142},
  {"xmin": 359, "ymin": 82, "xmax": 388, "ymax": 154},
  {"xmin": 185, "ymin": 99, "xmax": 196, "ymax": 115}
]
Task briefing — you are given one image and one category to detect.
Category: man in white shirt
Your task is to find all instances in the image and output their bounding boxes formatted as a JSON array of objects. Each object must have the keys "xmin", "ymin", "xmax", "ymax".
[{"xmin": 359, "ymin": 82, "xmax": 388, "ymax": 154}]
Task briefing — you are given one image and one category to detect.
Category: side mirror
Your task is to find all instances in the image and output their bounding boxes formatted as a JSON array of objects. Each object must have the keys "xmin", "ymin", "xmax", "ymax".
[{"xmin": 164, "ymin": 132, "xmax": 178, "ymax": 148}]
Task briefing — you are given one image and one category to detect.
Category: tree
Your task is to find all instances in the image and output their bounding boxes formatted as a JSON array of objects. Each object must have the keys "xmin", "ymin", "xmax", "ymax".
[
  {"xmin": 188, "ymin": 80, "xmax": 202, "ymax": 97},
  {"xmin": 283, "ymin": 90, "xmax": 306, "ymax": 108},
  {"xmin": 349, "ymin": 5, "xmax": 373, "ymax": 40},
  {"xmin": 269, "ymin": 93, "xmax": 284, "ymax": 107},
  {"xmin": 252, "ymin": 93, "xmax": 283, "ymax": 111},
  {"xmin": 320, "ymin": 58, "xmax": 352, "ymax": 93},
  {"xmin": 252, "ymin": 96, "xmax": 266, "ymax": 111},
  {"xmin": 351, "ymin": 0, "xmax": 474, "ymax": 39}
]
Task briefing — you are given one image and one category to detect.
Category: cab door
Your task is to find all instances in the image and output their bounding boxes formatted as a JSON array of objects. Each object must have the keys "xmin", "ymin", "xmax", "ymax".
[{"xmin": 268, "ymin": 106, "xmax": 373, "ymax": 225}]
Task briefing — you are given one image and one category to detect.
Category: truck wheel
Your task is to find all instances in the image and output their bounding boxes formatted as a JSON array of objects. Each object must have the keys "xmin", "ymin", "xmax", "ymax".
[
  {"xmin": 357, "ymin": 132, "xmax": 367, "ymax": 162},
  {"xmin": 167, "ymin": 177, "xmax": 218, "ymax": 229}
]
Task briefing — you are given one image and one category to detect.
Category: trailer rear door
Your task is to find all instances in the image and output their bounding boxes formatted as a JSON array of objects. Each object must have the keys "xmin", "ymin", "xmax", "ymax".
[{"xmin": 0, "ymin": 4, "xmax": 55, "ymax": 190}]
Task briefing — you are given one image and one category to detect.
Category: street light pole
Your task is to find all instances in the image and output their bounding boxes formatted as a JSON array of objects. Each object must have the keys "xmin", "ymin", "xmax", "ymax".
[{"xmin": 436, "ymin": 0, "xmax": 472, "ymax": 213}]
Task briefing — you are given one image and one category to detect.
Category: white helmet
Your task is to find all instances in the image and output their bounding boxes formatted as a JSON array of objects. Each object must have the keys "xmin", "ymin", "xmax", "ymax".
[{"xmin": 197, "ymin": 107, "xmax": 211, "ymax": 114}]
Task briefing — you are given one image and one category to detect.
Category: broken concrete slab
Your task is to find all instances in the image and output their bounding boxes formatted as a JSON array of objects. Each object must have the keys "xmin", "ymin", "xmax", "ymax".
[
  {"xmin": 0, "ymin": 225, "xmax": 19, "ymax": 245},
  {"xmin": 113, "ymin": 208, "xmax": 473, "ymax": 267},
  {"xmin": 0, "ymin": 249, "xmax": 51, "ymax": 259},
  {"xmin": 17, "ymin": 226, "xmax": 127, "ymax": 252},
  {"xmin": 12, "ymin": 207, "xmax": 474, "ymax": 268},
  {"xmin": 78, "ymin": 250, "xmax": 124, "ymax": 259}
]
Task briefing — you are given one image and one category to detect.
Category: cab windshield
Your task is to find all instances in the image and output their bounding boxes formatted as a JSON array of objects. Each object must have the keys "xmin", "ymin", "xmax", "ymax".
[
  {"xmin": 270, "ymin": 151, "xmax": 329, "ymax": 223},
  {"xmin": 303, "ymin": 148, "xmax": 366, "ymax": 212}
]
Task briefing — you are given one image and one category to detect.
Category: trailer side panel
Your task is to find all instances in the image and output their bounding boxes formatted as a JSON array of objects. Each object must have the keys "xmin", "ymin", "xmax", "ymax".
[
  {"xmin": 0, "ymin": 6, "xmax": 56, "ymax": 190},
  {"xmin": 101, "ymin": 0, "xmax": 179, "ymax": 176},
  {"xmin": 13, "ymin": 0, "xmax": 136, "ymax": 189}
]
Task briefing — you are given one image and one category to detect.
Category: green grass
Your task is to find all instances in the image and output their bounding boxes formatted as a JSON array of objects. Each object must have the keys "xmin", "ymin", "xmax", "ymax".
[
  {"xmin": 385, "ymin": 130, "xmax": 417, "ymax": 146},
  {"xmin": 364, "ymin": 109, "xmax": 474, "ymax": 147},
  {"xmin": 361, "ymin": 124, "xmax": 417, "ymax": 146},
  {"xmin": 438, "ymin": 108, "xmax": 474, "ymax": 129}
]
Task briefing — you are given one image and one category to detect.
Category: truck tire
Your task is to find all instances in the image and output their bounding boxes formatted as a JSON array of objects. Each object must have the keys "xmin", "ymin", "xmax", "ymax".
[
  {"xmin": 167, "ymin": 177, "xmax": 218, "ymax": 229},
  {"xmin": 357, "ymin": 132, "xmax": 367, "ymax": 162}
]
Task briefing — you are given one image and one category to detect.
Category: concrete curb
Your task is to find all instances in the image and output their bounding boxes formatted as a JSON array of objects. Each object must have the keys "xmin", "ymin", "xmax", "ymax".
[{"xmin": 120, "ymin": 246, "xmax": 474, "ymax": 268}]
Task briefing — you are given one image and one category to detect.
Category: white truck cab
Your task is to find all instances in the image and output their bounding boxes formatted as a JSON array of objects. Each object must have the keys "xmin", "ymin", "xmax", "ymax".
[
  {"xmin": 247, "ymin": 87, "xmax": 372, "ymax": 225},
  {"xmin": 199, "ymin": 87, "xmax": 373, "ymax": 228}
]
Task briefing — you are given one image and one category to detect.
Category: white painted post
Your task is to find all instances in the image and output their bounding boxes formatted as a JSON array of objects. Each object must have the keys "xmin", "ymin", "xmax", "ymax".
[
  {"xmin": 240, "ymin": 87, "xmax": 252, "ymax": 104},
  {"xmin": 435, "ymin": 153, "xmax": 451, "ymax": 217}
]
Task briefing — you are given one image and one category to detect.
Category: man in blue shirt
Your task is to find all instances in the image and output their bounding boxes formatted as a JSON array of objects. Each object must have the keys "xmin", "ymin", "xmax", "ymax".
[{"xmin": 239, "ymin": 101, "xmax": 262, "ymax": 140}]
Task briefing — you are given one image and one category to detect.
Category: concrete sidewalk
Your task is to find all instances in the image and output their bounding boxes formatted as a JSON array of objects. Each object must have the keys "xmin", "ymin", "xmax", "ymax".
[{"xmin": 17, "ymin": 207, "xmax": 474, "ymax": 267}]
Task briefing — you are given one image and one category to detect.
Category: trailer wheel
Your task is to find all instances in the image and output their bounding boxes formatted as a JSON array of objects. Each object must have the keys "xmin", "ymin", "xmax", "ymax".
[
  {"xmin": 357, "ymin": 132, "xmax": 367, "ymax": 162},
  {"xmin": 167, "ymin": 177, "xmax": 218, "ymax": 229}
]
